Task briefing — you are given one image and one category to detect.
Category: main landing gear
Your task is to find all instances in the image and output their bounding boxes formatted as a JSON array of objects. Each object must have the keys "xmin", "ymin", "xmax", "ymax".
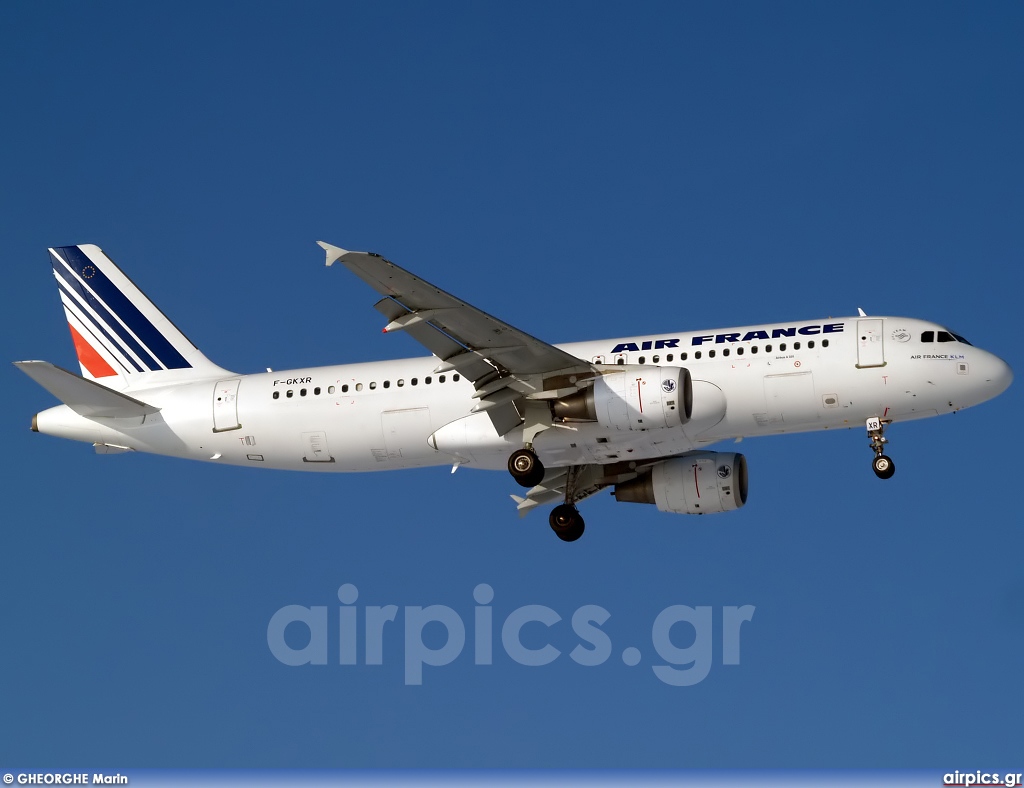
[
  {"xmin": 549, "ymin": 503, "xmax": 585, "ymax": 542},
  {"xmin": 866, "ymin": 417, "xmax": 896, "ymax": 479},
  {"xmin": 506, "ymin": 436, "xmax": 585, "ymax": 542},
  {"xmin": 548, "ymin": 464, "xmax": 585, "ymax": 542},
  {"xmin": 508, "ymin": 447, "xmax": 545, "ymax": 488}
]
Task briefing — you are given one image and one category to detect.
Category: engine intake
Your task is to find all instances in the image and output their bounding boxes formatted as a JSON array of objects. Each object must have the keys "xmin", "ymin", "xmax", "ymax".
[
  {"xmin": 614, "ymin": 452, "xmax": 748, "ymax": 514},
  {"xmin": 553, "ymin": 367, "xmax": 692, "ymax": 431}
]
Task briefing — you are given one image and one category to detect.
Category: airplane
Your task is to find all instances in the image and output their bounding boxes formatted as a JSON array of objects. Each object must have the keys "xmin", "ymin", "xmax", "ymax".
[{"xmin": 15, "ymin": 243, "xmax": 1013, "ymax": 542}]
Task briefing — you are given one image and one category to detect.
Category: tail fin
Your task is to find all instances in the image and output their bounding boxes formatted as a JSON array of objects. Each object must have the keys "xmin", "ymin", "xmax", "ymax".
[{"xmin": 48, "ymin": 244, "xmax": 228, "ymax": 388}]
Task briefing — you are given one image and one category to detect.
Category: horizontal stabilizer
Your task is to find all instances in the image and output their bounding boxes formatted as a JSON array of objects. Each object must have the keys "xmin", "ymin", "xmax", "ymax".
[{"xmin": 13, "ymin": 361, "xmax": 160, "ymax": 419}]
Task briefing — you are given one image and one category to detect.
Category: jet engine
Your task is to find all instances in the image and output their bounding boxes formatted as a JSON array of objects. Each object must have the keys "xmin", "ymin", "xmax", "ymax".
[
  {"xmin": 552, "ymin": 367, "xmax": 692, "ymax": 431},
  {"xmin": 613, "ymin": 451, "xmax": 748, "ymax": 514}
]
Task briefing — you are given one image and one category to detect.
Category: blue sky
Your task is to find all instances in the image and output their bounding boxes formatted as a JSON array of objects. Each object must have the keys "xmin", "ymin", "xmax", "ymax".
[{"xmin": 1, "ymin": 1, "xmax": 1022, "ymax": 769}]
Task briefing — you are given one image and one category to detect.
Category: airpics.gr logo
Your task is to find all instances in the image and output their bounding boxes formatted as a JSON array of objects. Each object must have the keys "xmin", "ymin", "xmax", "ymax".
[{"xmin": 267, "ymin": 584, "xmax": 756, "ymax": 686}]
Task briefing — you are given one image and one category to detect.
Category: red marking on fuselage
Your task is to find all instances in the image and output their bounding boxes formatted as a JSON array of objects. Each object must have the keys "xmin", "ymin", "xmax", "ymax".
[{"xmin": 68, "ymin": 323, "xmax": 117, "ymax": 378}]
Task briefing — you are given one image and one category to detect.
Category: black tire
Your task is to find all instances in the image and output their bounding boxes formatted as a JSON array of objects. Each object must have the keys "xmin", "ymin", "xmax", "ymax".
[
  {"xmin": 872, "ymin": 454, "xmax": 896, "ymax": 479},
  {"xmin": 549, "ymin": 504, "xmax": 585, "ymax": 542},
  {"xmin": 508, "ymin": 448, "xmax": 545, "ymax": 488}
]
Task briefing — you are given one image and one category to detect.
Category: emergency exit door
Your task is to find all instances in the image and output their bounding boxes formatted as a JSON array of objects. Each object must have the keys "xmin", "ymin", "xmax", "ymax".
[{"xmin": 212, "ymin": 379, "xmax": 241, "ymax": 432}]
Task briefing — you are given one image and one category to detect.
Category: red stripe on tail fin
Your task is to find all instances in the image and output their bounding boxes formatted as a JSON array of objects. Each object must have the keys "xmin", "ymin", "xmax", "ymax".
[{"xmin": 68, "ymin": 323, "xmax": 118, "ymax": 378}]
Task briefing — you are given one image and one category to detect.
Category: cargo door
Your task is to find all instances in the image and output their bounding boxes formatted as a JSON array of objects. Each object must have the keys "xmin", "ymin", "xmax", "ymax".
[
  {"xmin": 382, "ymin": 408, "xmax": 434, "ymax": 461},
  {"xmin": 763, "ymin": 372, "xmax": 820, "ymax": 425}
]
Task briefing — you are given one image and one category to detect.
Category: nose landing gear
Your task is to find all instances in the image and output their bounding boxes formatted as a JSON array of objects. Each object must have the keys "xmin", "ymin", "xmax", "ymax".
[{"xmin": 867, "ymin": 417, "xmax": 896, "ymax": 479}]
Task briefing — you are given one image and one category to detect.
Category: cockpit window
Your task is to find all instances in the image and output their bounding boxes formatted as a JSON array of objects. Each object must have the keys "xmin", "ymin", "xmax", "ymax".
[{"xmin": 923, "ymin": 328, "xmax": 972, "ymax": 345}]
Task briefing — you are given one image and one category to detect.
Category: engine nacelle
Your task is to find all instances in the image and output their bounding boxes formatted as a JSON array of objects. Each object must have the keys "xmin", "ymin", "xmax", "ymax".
[
  {"xmin": 613, "ymin": 452, "xmax": 748, "ymax": 514},
  {"xmin": 552, "ymin": 367, "xmax": 692, "ymax": 431}
]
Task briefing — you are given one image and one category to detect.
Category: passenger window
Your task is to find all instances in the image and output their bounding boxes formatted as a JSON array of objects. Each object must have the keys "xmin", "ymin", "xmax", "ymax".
[
  {"xmin": 921, "ymin": 331, "xmax": 934, "ymax": 343},
  {"xmin": 652, "ymin": 355, "xmax": 660, "ymax": 363},
  {"xmin": 425, "ymin": 376, "xmax": 432, "ymax": 384},
  {"xmin": 680, "ymin": 352, "xmax": 688, "ymax": 361},
  {"xmin": 369, "ymin": 382, "xmax": 376, "ymax": 390},
  {"xmin": 314, "ymin": 387, "xmax": 321, "ymax": 395},
  {"xmin": 300, "ymin": 388, "xmax": 307, "ymax": 396},
  {"xmin": 695, "ymin": 351, "xmax": 702, "ymax": 359},
  {"xmin": 751, "ymin": 346, "xmax": 758, "ymax": 354},
  {"xmin": 638, "ymin": 356, "xmax": 646, "ymax": 364},
  {"xmin": 453, "ymin": 374, "xmax": 460, "ymax": 382},
  {"xmin": 736, "ymin": 347, "xmax": 744, "ymax": 356},
  {"xmin": 808, "ymin": 341, "xmax": 815, "ymax": 349},
  {"xmin": 272, "ymin": 391, "xmax": 280, "ymax": 400},
  {"xmin": 709, "ymin": 349, "xmax": 716, "ymax": 358},
  {"xmin": 779, "ymin": 343, "xmax": 786, "ymax": 352},
  {"xmin": 355, "ymin": 383, "xmax": 363, "ymax": 391},
  {"xmin": 765, "ymin": 344, "xmax": 772, "ymax": 353},
  {"xmin": 616, "ymin": 357, "xmax": 625, "ymax": 365},
  {"xmin": 439, "ymin": 375, "xmax": 446, "ymax": 383},
  {"xmin": 822, "ymin": 339, "xmax": 829, "ymax": 348},
  {"xmin": 722, "ymin": 348, "xmax": 730, "ymax": 357},
  {"xmin": 383, "ymin": 380, "xmax": 390, "ymax": 388},
  {"xmin": 411, "ymin": 378, "xmax": 418, "ymax": 386},
  {"xmin": 793, "ymin": 342, "xmax": 800, "ymax": 351},
  {"xmin": 286, "ymin": 390, "xmax": 293, "ymax": 398},
  {"xmin": 666, "ymin": 353, "xmax": 674, "ymax": 362},
  {"xmin": 397, "ymin": 379, "xmax": 404, "ymax": 387}
]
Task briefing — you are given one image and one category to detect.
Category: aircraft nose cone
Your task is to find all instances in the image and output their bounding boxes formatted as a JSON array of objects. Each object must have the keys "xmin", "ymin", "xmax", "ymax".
[{"xmin": 984, "ymin": 353, "xmax": 1013, "ymax": 398}]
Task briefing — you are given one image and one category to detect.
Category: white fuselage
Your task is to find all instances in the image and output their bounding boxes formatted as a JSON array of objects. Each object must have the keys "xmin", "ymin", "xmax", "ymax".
[{"xmin": 33, "ymin": 316, "xmax": 1012, "ymax": 472}]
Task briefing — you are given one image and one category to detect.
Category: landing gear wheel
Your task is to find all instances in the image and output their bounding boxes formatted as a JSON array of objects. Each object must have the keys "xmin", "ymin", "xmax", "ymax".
[
  {"xmin": 549, "ymin": 503, "xmax": 585, "ymax": 542},
  {"xmin": 872, "ymin": 454, "xmax": 896, "ymax": 479},
  {"xmin": 508, "ymin": 448, "xmax": 545, "ymax": 488}
]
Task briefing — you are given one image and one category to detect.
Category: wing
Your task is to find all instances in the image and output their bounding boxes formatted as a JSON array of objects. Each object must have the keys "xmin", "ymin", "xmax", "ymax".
[
  {"xmin": 319, "ymin": 242, "xmax": 596, "ymax": 435},
  {"xmin": 509, "ymin": 461, "xmax": 646, "ymax": 517}
]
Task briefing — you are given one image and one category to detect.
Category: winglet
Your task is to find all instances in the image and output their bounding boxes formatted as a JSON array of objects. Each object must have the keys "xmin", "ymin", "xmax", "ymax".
[
  {"xmin": 857, "ymin": 307, "xmax": 868, "ymax": 317},
  {"xmin": 317, "ymin": 241, "xmax": 349, "ymax": 267}
]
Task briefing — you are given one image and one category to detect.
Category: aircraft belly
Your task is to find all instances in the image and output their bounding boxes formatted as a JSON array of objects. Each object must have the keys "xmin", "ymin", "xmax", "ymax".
[{"xmin": 532, "ymin": 422, "xmax": 704, "ymax": 467}]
